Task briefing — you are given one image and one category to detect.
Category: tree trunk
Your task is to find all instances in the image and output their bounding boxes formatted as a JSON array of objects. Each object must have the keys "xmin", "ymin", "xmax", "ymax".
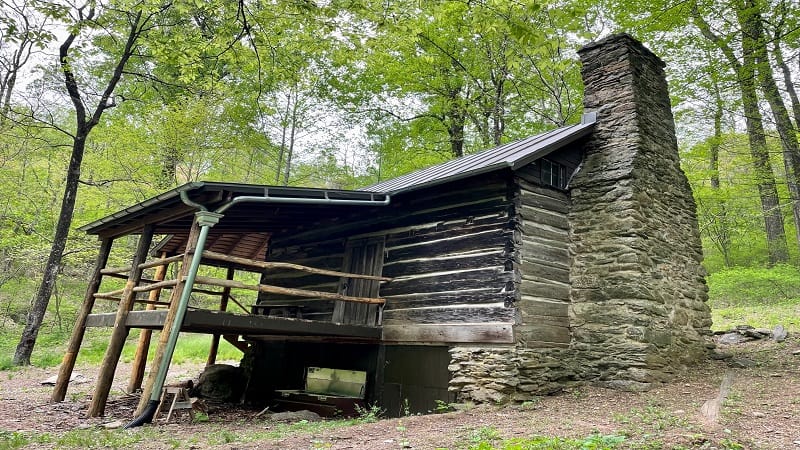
[
  {"xmin": 14, "ymin": 133, "xmax": 87, "ymax": 365},
  {"xmin": 751, "ymin": 5, "xmax": 800, "ymax": 251},
  {"xmin": 708, "ymin": 81, "xmax": 732, "ymax": 267},
  {"xmin": 693, "ymin": 7, "xmax": 789, "ymax": 264},
  {"xmin": 737, "ymin": 1, "xmax": 796, "ymax": 260},
  {"xmin": 739, "ymin": 57, "xmax": 789, "ymax": 265},
  {"xmin": 13, "ymin": 7, "xmax": 144, "ymax": 365}
]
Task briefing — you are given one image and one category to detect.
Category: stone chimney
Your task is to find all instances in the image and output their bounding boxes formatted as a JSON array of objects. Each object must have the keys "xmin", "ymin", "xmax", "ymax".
[{"xmin": 569, "ymin": 34, "xmax": 712, "ymax": 390}]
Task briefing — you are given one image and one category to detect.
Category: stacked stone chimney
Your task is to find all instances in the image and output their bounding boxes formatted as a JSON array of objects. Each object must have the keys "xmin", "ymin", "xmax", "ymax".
[
  {"xmin": 569, "ymin": 33, "xmax": 712, "ymax": 390},
  {"xmin": 448, "ymin": 34, "xmax": 712, "ymax": 403}
]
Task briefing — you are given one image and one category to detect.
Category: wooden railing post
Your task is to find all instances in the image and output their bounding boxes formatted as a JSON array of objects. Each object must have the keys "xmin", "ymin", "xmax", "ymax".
[
  {"xmin": 207, "ymin": 266, "xmax": 235, "ymax": 366},
  {"xmin": 51, "ymin": 237, "xmax": 113, "ymax": 403},
  {"xmin": 127, "ymin": 252, "xmax": 169, "ymax": 393},
  {"xmin": 88, "ymin": 225, "xmax": 155, "ymax": 417},
  {"xmin": 137, "ymin": 218, "xmax": 202, "ymax": 415}
]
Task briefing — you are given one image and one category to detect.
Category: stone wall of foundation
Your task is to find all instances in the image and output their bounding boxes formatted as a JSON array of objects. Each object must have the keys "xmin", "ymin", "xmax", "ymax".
[{"xmin": 448, "ymin": 346, "xmax": 578, "ymax": 402}]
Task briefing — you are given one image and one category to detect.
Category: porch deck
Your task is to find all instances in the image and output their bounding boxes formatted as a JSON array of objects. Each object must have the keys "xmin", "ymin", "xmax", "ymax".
[{"xmin": 84, "ymin": 310, "xmax": 382, "ymax": 339}]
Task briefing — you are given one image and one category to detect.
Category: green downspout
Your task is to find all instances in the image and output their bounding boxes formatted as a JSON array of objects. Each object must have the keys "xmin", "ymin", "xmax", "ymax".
[{"xmin": 125, "ymin": 210, "xmax": 222, "ymax": 428}]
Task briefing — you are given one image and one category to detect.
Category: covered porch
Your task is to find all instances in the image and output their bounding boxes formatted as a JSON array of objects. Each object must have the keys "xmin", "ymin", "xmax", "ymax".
[{"xmin": 51, "ymin": 182, "xmax": 392, "ymax": 418}]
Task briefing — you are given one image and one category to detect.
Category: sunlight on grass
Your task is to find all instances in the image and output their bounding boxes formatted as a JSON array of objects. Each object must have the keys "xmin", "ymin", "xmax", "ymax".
[{"xmin": 706, "ymin": 265, "xmax": 800, "ymax": 333}]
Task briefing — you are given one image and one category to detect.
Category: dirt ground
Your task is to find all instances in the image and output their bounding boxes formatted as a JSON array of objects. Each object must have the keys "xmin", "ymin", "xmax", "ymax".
[{"xmin": 1, "ymin": 337, "xmax": 799, "ymax": 449}]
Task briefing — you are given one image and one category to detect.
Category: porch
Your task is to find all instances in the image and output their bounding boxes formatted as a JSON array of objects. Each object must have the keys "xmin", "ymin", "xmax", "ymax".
[{"xmin": 50, "ymin": 182, "xmax": 393, "ymax": 418}]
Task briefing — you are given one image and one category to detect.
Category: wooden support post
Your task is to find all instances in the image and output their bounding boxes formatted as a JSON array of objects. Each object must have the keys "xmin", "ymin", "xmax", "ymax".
[
  {"xmin": 88, "ymin": 226, "xmax": 155, "ymax": 417},
  {"xmin": 51, "ymin": 238, "xmax": 114, "ymax": 403},
  {"xmin": 137, "ymin": 219, "xmax": 202, "ymax": 415},
  {"xmin": 127, "ymin": 253, "xmax": 169, "ymax": 393},
  {"xmin": 207, "ymin": 266, "xmax": 235, "ymax": 366}
]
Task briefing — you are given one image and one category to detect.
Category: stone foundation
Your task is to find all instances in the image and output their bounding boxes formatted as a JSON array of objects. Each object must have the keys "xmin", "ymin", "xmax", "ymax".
[{"xmin": 448, "ymin": 346, "xmax": 577, "ymax": 403}]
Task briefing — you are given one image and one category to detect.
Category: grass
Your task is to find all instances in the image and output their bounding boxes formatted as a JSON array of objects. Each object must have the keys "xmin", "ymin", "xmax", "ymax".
[
  {"xmin": 706, "ymin": 264, "xmax": 800, "ymax": 332},
  {"xmin": 467, "ymin": 433, "xmax": 626, "ymax": 450}
]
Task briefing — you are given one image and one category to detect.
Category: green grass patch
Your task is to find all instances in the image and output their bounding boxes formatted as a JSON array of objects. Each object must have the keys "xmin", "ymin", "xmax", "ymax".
[
  {"xmin": 706, "ymin": 265, "xmax": 800, "ymax": 332},
  {"xmin": 468, "ymin": 433, "xmax": 625, "ymax": 450}
]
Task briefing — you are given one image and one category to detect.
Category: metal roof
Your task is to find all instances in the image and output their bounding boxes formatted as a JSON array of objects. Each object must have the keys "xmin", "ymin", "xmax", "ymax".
[
  {"xmin": 364, "ymin": 112, "xmax": 596, "ymax": 194},
  {"xmin": 78, "ymin": 113, "xmax": 594, "ymax": 238},
  {"xmin": 79, "ymin": 182, "xmax": 390, "ymax": 238}
]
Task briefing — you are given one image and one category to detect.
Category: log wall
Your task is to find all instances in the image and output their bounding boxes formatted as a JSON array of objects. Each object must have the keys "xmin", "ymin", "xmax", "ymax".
[
  {"xmin": 512, "ymin": 157, "xmax": 578, "ymax": 349},
  {"xmin": 255, "ymin": 172, "xmax": 519, "ymax": 341},
  {"xmin": 448, "ymin": 150, "xmax": 582, "ymax": 404}
]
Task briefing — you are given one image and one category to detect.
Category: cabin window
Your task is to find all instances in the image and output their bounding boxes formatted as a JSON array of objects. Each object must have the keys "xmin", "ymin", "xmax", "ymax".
[{"xmin": 540, "ymin": 159, "xmax": 567, "ymax": 189}]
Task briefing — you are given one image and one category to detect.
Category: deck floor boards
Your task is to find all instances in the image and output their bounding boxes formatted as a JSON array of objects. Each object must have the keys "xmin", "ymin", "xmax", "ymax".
[{"xmin": 85, "ymin": 310, "xmax": 381, "ymax": 339}]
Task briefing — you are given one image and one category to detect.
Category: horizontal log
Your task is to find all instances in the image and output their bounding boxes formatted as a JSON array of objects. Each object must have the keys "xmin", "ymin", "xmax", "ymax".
[
  {"xmin": 520, "ymin": 241, "xmax": 570, "ymax": 266},
  {"xmin": 514, "ymin": 323, "xmax": 571, "ymax": 344},
  {"xmin": 517, "ymin": 313, "xmax": 569, "ymax": 327},
  {"xmin": 92, "ymin": 294, "xmax": 170, "ymax": 307},
  {"xmin": 385, "ymin": 230, "xmax": 511, "ymax": 263},
  {"xmin": 520, "ymin": 232, "xmax": 569, "ymax": 250},
  {"xmin": 100, "ymin": 254, "xmax": 185, "ymax": 275},
  {"xmin": 517, "ymin": 181, "xmax": 570, "ymax": 214},
  {"xmin": 94, "ymin": 288, "xmax": 124, "ymax": 298},
  {"xmin": 385, "ymin": 216, "xmax": 510, "ymax": 249},
  {"xmin": 518, "ymin": 280, "xmax": 570, "ymax": 301},
  {"xmin": 517, "ymin": 297, "xmax": 569, "ymax": 318},
  {"xmin": 193, "ymin": 275, "xmax": 385, "ymax": 305},
  {"xmin": 380, "ymin": 268, "xmax": 511, "ymax": 296},
  {"xmin": 519, "ymin": 260, "xmax": 570, "ymax": 284},
  {"xmin": 383, "ymin": 212, "xmax": 509, "ymax": 241},
  {"xmin": 382, "ymin": 289, "xmax": 506, "ymax": 310},
  {"xmin": 382, "ymin": 305, "xmax": 517, "ymax": 325},
  {"xmin": 132, "ymin": 279, "xmax": 179, "ymax": 293},
  {"xmin": 519, "ymin": 204, "xmax": 569, "ymax": 230},
  {"xmin": 138, "ymin": 254, "xmax": 185, "ymax": 270},
  {"xmin": 519, "ymin": 221, "xmax": 570, "ymax": 243},
  {"xmin": 101, "ymin": 272, "xmax": 128, "ymax": 280},
  {"xmin": 382, "ymin": 251, "xmax": 507, "ymax": 278},
  {"xmin": 382, "ymin": 323, "xmax": 514, "ymax": 344},
  {"xmin": 203, "ymin": 250, "xmax": 391, "ymax": 282}
]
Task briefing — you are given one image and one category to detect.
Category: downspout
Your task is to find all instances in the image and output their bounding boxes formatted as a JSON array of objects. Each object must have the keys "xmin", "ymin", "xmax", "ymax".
[
  {"xmin": 124, "ymin": 209, "xmax": 222, "ymax": 428},
  {"xmin": 125, "ymin": 189, "xmax": 390, "ymax": 428}
]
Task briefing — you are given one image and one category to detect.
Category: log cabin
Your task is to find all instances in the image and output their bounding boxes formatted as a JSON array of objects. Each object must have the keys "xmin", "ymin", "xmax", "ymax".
[{"xmin": 52, "ymin": 34, "xmax": 712, "ymax": 419}]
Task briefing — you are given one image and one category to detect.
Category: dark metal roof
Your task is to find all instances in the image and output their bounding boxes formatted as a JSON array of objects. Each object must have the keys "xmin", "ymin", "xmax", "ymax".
[
  {"xmin": 79, "ymin": 114, "xmax": 594, "ymax": 238},
  {"xmin": 79, "ymin": 182, "xmax": 389, "ymax": 238},
  {"xmin": 364, "ymin": 112, "xmax": 596, "ymax": 194}
]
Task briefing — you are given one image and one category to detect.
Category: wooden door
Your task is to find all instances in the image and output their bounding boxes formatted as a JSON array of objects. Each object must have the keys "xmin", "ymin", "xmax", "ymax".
[{"xmin": 332, "ymin": 236, "xmax": 385, "ymax": 326}]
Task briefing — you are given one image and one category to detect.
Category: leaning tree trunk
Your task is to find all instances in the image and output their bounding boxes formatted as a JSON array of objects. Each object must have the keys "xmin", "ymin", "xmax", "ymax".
[
  {"xmin": 14, "ymin": 134, "xmax": 87, "ymax": 365},
  {"xmin": 739, "ymin": 58, "xmax": 789, "ymax": 264},
  {"xmin": 708, "ymin": 80, "xmax": 732, "ymax": 267},
  {"xmin": 13, "ymin": 7, "xmax": 144, "ymax": 365}
]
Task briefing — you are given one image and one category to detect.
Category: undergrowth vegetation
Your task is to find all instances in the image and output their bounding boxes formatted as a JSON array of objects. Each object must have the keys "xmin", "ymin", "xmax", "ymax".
[{"xmin": 706, "ymin": 265, "xmax": 800, "ymax": 332}]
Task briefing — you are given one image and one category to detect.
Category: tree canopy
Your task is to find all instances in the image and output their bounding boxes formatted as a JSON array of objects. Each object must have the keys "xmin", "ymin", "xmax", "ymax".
[{"xmin": 1, "ymin": 0, "xmax": 800, "ymax": 361}]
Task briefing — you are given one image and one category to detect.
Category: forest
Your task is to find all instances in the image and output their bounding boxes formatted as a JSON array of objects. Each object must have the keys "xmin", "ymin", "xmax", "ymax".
[{"xmin": 0, "ymin": 0, "xmax": 799, "ymax": 366}]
